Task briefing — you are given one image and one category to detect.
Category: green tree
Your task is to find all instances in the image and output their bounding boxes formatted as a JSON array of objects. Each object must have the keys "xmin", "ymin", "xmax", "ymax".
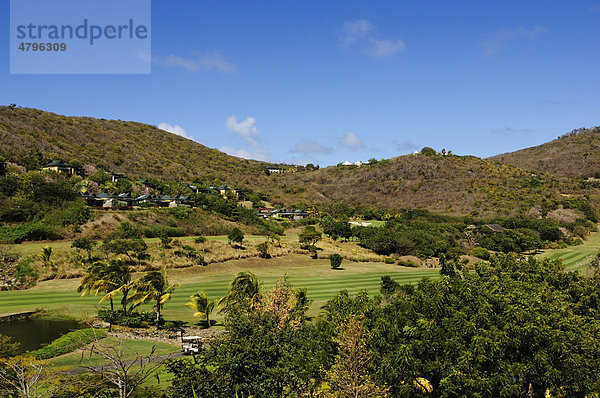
[
  {"xmin": 133, "ymin": 270, "xmax": 180, "ymax": 323},
  {"xmin": 167, "ymin": 278, "xmax": 333, "ymax": 397},
  {"xmin": 227, "ymin": 227, "xmax": 244, "ymax": 247},
  {"xmin": 159, "ymin": 233, "xmax": 173, "ymax": 249},
  {"xmin": 420, "ymin": 146, "xmax": 436, "ymax": 156},
  {"xmin": 186, "ymin": 290, "xmax": 216, "ymax": 328},
  {"xmin": 329, "ymin": 253, "xmax": 343, "ymax": 269},
  {"xmin": 325, "ymin": 316, "xmax": 389, "ymax": 398},
  {"xmin": 72, "ymin": 237, "xmax": 96, "ymax": 261},
  {"xmin": 103, "ymin": 238, "xmax": 147, "ymax": 264},
  {"xmin": 78, "ymin": 259, "xmax": 133, "ymax": 317},
  {"xmin": 98, "ymin": 259, "xmax": 134, "ymax": 314},
  {"xmin": 256, "ymin": 241, "xmax": 270, "ymax": 258},
  {"xmin": 0, "ymin": 335, "xmax": 20, "ymax": 359},
  {"xmin": 299, "ymin": 225, "xmax": 322, "ymax": 246},
  {"xmin": 218, "ymin": 271, "xmax": 261, "ymax": 313}
]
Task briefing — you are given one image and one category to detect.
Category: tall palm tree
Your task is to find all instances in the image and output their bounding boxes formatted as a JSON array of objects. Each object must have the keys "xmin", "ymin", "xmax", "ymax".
[
  {"xmin": 78, "ymin": 261, "xmax": 114, "ymax": 312},
  {"xmin": 218, "ymin": 271, "xmax": 261, "ymax": 313},
  {"xmin": 98, "ymin": 259, "xmax": 133, "ymax": 314},
  {"xmin": 186, "ymin": 290, "xmax": 216, "ymax": 328},
  {"xmin": 133, "ymin": 270, "xmax": 180, "ymax": 322}
]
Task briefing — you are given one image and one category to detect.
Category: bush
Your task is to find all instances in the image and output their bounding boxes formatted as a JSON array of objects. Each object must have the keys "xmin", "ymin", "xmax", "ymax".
[
  {"xmin": 470, "ymin": 246, "xmax": 491, "ymax": 260},
  {"xmin": 228, "ymin": 227, "xmax": 244, "ymax": 246},
  {"xmin": 34, "ymin": 328, "xmax": 107, "ymax": 359},
  {"xmin": 194, "ymin": 236, "xmax": 207, "ymax": 244},
  {"xmin": 15, "ymin": 257, "xmax": 39, "ymax": 287},
  {"xmin": 256, "ymin": 241, "xmax": 270, "ymax": 258},
  {"xmin": 0, "ymin": 220, "xmax": 62, "ymax": 243},
  {"xmin": 397, "ymin": 259, "xmax": 419, "ymax": 267},
  {"xmin": 384, "ymin": 257, "xmax": 395, "ymax": 264},
  {"xmin": 329, "ymin": 253, "xmax": 343, "ymax": 269},
  {"xmin": 97, "ymin": 309, "xmax": 158, "ymax": 328}
]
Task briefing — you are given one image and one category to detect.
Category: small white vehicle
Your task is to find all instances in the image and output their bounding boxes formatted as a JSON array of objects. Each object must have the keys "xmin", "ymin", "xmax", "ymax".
[{"xmin": 181, "ymin": 336, "xmax": 203, "ymax": 355}]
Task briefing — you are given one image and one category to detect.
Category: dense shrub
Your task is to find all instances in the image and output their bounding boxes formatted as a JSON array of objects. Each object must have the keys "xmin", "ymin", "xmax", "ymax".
[
  {"xmin": 470, "ymin": 246, "xmax": 491, "ymax": 260},
  {"xmin": 329, "ymin": 253, "xmax": 343, "ymax": 269},
  {"xmin": 15, "ymin": 257, "xmax": 39, "ymax": 287},
  {"xmin": 0, "ymin": 220, "xmax": 62, "ymax": 243},
  {"xmin": 97, "ymin": 309, "xmax": 158, "ymax": 328}
]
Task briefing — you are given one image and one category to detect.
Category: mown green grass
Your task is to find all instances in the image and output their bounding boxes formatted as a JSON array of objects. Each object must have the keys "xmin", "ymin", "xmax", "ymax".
[
  {"xmin": 0, "ymin": 254, "xmax": 438, "ymax": 321},
  {"xmin": 537, "ymin": 230, "xmax": 600, "ymax": 271}
]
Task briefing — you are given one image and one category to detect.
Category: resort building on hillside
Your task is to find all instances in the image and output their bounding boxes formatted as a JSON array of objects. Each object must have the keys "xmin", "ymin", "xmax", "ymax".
[{"xmin": 42, "ymin": 161, "xmax": 76, "ymax": 175}]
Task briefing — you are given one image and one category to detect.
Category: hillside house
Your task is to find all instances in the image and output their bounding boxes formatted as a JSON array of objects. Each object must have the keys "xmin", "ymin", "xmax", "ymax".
[
  {"xmin": 110, "ymin": 173, "xmax": 125, "ymax": 183},
  {"xmin": 209, "ymin": 185, "xmax": 239, "ymax": 199},
  {"xmin": 259, "ymin": 208, "xmax": 309, "ymax": 220},
  {"xmin": 81, "ymin": 192, "xmax": 195, "ymax": 208},
  {"xmin": 42, "ymin": 161, "xmax": 76, "ymax": 175},
  {"xmin": 187, "ymin": 184, "xmax": 213, "ymax": 194},
  {"xmin": 266, "ymin": 167, "xmax": 283, "ymax": 174}
]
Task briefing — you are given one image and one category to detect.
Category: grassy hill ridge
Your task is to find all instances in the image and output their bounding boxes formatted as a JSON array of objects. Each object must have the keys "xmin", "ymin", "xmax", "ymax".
[
  {"xmin": 0, "ymin": 106, "xmax": 273, "ymax": 183},
  {"xmin": 490, "ymin": 127, "xmax": 600, "ymax": 178}
]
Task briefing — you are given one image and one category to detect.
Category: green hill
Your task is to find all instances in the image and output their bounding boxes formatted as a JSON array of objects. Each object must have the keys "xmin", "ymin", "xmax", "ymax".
[
  {"xmin": 490, "ymin": 127, "xmax": 600, "ymax": 178},
  {"xmin": 0, "ymin": 106, "xmax": 575, "ymax": 216},
  {"xmin": 0, "ymin": 106, "xmax": 273, "ymax": 183}
]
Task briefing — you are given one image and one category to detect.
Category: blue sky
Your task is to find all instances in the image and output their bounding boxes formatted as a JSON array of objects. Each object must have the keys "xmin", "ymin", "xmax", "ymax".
[{"xmin": 2, "ymin": 0, "xmax": 600, "ymax": 166}]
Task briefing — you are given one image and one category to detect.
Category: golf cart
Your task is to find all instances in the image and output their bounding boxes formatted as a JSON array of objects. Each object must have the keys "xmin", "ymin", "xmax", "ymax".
[{"xmin": 181, "ymin": 336, "xmax": 203, "ymax": 355}]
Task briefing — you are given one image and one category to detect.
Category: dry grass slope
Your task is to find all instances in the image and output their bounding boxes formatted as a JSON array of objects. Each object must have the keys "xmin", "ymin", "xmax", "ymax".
[{"xmin": 491, "ymin": 127, "xmax": 600, "ymax": 178}]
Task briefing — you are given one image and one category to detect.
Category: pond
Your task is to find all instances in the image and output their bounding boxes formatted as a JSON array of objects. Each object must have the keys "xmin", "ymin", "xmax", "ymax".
[{"xmin": 0, "ymin": 317, "xmax": 83, "ymax": 354}]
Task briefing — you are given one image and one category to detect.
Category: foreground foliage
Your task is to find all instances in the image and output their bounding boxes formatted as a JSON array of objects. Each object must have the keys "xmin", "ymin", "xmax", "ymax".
[{"xmin": 165, "ymin": 255, "xmax": 600, "ymax": 397}]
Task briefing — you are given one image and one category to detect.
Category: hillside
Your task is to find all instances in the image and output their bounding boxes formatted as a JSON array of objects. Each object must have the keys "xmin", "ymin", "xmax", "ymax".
[
  {"xmin": 491, "ymin": 127, "xmax": 600, "ymax": 178},
  {"xmin": 263, "ymin": 155, "xmax": 566, "ymax": 216},
  {"xmin": 0, "ymin": 106, "xmax": 274, "ymax": 183},
  {"xmin": 0, "ymin": 106, "xmax": 575, "ymax": 216}
]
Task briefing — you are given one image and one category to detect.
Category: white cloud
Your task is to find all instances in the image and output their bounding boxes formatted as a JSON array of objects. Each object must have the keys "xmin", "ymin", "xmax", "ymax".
[
  {"xmin": 222, "ymin": 115, "xmax": 270, "ymax": 161},
  {"xmin": 291, "ymin": 138, "xmax": 333, "ymax": 154},
  {"xmin": 158, "ymin": 122, "xmax": 191, "ymax": 139},
  {"xmin": 341, "ymin": 20, "xmax": 374, "ymax": 44},
  {"xmin": 154, "ymin": 52, "xmax": 236, "ymax": 73},
  {"xmin": 368, "ymin": 38, "xmax": 406, "ymax": 58},
  {"xmin": 226, "ymin": 116, "xmax": 259, "ymax": 139},
  {"xmin": 483, "ymin": 26, "xmax": 546, "ymax": 56},
  {"xmin": 340, "ymin": 131, "xmax": 364, "ymax": 149},
  {"xmin": 340, "ymin": 19, "xmax": 405, "ymax": 58}
]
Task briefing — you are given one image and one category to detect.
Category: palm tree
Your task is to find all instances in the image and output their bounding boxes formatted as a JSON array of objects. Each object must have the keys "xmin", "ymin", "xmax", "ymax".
[
  {"xmin": 78, "ymin": 261, "xmax": 114, "ymax": 312},
  {"xmin": 133, "ymin": 270, "xmax": 180, "ymax": 322},
  {"xmin": 218, "ymin": 271, "xmax": 261, "ymax": 313},
  {"xmin": 186, "ymin": 290, "xmax": 216, "ymax": 328},
  {"xmin": 98, "ymin": 259, "xmax": 133, "ymax": 314},
  {"xmin": 38, "ymin": 246, "xmax": 56, "ymax": 272},
  {"xmin": 79, "ymin": 259, "xmax": 133, "ymax": 315}
]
